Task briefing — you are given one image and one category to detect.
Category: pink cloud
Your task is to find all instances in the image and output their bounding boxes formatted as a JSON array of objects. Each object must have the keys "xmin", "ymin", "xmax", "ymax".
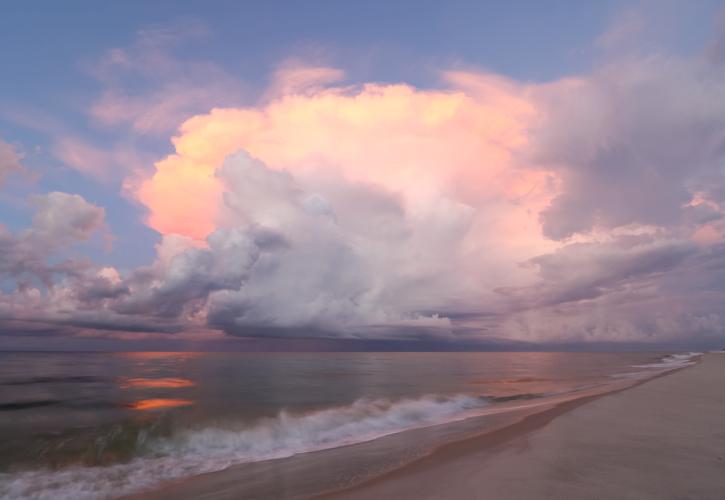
[
  {"xmin": 266, "ymin": 60, "xmax": 346, "ymax": 98},
  {"xmin": 87, "ymin": 22, "xmax": 245, "ymax": 135},
  {"xmin": 52, "ymin": 136, "xmax": 153, "ymax": 181},
  {"xmin": 53, "ymin": 137, "xmax": 110, "ymax": 177},
  {"xmin": 0, "ymin": 139, "xmax": 26, "ymax": 186},
  {"xmin": 135, "ymin": 72, "xmax": 556, "ymax": 252}
]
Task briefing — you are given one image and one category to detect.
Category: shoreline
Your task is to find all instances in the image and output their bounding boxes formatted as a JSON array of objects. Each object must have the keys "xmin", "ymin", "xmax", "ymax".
[
  {"xmin": 130, "ymin": 358, "xmax": 691, "ymax": 500},
  {"xmin": 312, "ymin": 361, "xmax": 694, "ymax": 499},
  {"xmin": 320, "ymin": 353, "xmax": 724, "ymax": 500}
]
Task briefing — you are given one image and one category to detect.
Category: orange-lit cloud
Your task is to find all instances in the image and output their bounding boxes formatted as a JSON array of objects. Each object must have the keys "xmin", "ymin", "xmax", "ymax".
[{"xmin": 135, "ymin": 70, "xmax": 555, "ymax": 253}]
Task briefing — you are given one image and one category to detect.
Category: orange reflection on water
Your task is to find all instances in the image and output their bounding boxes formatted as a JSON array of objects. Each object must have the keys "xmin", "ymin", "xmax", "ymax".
[
  {"xmin": 127, "ymin": 398, "xmax": 195, "ymax": 411},
  {"xmin": 120, "ymin": 377, "xmax": 196, "ymax": 389}
]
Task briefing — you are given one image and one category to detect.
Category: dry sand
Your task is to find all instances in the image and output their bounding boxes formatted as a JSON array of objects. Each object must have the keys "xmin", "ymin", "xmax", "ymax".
[{"xmin": 323, "ymin": 353, "xmax": 725, "ymax": 500}]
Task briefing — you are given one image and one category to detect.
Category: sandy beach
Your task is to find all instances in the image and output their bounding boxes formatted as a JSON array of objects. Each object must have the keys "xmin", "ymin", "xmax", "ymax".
[
  {"xmin": 128, "ymin": 353, "xmax": 725, "ymax": 500},
  {"xmin": 322, "ymin": 353, "xmax": 725, "ymax": 500}
]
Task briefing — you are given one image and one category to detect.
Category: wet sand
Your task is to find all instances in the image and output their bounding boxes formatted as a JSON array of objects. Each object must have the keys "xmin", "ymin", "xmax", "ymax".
[{"xmin": 322, "ymin": 353, "xmax": 725, "ymax": 500}]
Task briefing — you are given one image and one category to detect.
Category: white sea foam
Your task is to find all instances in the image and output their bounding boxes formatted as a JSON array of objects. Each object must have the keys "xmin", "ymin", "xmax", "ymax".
[
  {"xmin": 0, "ymin": 394, "xmax": 489, "ymax": 500},
  {"xmin": 609, "ymin": 352, "xmax": 702, "ymax": 380},
  {"xmin": 632, "ymin": 352, "xmax": 702, "ymax": 369}
]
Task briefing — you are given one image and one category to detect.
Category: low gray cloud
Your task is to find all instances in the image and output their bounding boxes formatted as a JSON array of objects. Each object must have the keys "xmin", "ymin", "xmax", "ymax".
[
  {"xmin": 497, "ymin": 238, "xmax": 697, "ymax": 309},
  {"xmin": 27, "ymin": 192, "xmax": 107, "ymax": 249},
  {"xmin": 532, "ymin": 56, "xmax": 725, "ymax": 240},
  {"xmin": 114, "ymin": 228, "xmax": 262, "ymax": 318},
  {"xmin": 493, "ymin": 239, "xmax": 725, "ymax": 343},
  {"xmin": 0, "ymin": 192, "xmax": 105, "ymax": 283}
]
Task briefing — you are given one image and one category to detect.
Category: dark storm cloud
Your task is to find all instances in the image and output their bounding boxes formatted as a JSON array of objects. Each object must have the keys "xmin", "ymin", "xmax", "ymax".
[
  {"xmin": 504, "ymin": 238, "xmax": 697, "ymax": 308},
  {"xmin": 112, "ymin": 229, "xmax": 262, "ymax": 318},
  {"xmin": 494, "ymin": 242, "xmax": 725, "ymax": 343}
]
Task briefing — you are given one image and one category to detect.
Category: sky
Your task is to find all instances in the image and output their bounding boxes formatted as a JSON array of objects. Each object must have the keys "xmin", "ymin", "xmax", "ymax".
[{"xmin": 1, "ymin": 0, "xmax": 725, "ymax": 351}]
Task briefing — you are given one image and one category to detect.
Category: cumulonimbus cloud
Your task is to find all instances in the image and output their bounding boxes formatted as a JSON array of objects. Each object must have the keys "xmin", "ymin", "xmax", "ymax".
[
  {"xmin": 112, "ymin": 54, "xmax": 725, "ymax": 343},
  {"xmin": 3, "ymin": 48, "xmax": 725, "ymax": 345}
]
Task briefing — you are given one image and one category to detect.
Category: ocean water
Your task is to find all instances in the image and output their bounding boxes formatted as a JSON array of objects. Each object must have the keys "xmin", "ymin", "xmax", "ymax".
[{"xmin": 0, "ymin": 351, "xmax": 698, "ymax": 499}]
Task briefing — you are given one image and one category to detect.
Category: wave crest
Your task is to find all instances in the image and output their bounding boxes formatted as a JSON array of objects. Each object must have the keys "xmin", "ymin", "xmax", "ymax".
[{"xmin": 0, "ymin": 394, "xmax": 488, "ymax": 500}]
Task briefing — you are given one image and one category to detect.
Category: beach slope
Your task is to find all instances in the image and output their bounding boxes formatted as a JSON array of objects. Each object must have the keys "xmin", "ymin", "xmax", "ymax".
[{"xmin": 326, "ymin": 353, "xmax": 725, "ymax": 500}]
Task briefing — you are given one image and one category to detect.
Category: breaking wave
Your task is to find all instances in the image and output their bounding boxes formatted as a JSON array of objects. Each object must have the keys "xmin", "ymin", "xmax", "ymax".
[
  {"xmin": 633, "ymin": 352, "xmax": 702, "ymax": 369},
  {"xmin": 0, "ymin": 394, "xmax": 490, "ymax": 500},
  {"xmin": 610, "ymin": 351, "xmax": 702, "ymax": 380}
]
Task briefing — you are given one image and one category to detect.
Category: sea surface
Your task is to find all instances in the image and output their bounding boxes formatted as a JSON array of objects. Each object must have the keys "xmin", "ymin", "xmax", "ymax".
[{"xmin": 0, "ymin": 351, "xmax": 698, "ymax": 499}]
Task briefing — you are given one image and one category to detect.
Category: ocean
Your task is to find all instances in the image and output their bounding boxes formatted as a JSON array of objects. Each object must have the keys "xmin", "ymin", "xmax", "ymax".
[{"xmin": 0, "ymin": 351, "xmax": 698, "ymax": 499}]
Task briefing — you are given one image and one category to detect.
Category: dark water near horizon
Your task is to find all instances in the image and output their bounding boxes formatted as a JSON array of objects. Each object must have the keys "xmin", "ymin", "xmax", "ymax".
[{"xmin": 0, "ymin": 351, "xmax": 697, "ymax": 499}]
